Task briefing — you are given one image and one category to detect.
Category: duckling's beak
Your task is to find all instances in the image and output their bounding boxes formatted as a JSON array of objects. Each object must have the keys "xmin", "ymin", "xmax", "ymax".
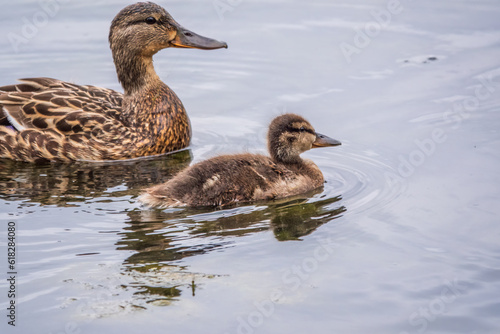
[
  {"xmin": 171, "ymin": 25, "xmax": 228, "ymax": 50},
  {"xmin": 312, "ymin": 132, "xmax": 341, "ymax": 148}
]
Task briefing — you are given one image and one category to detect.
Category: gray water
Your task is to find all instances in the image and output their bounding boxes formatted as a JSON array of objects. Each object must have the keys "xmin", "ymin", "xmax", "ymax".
[{"xmin": 1, "ymin": 0, "xmax": 500, "ymax": 333}]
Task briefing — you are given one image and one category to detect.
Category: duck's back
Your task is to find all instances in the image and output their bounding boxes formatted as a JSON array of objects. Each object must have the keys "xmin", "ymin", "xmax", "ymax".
[
  {"xmin": 0, "ymin": 78, "xmax": 123, "ymax": 120},
  {"xmin": 141, "ymin": 153, "xmax": 325, "ymax": 207}
]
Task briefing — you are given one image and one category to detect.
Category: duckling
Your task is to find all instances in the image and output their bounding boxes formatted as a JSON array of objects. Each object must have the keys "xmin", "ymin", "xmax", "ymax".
[
  {"xmin": 139, "ymin": 113, "xmax": 341, "ymax": 208},
  {"xmin": 0, "ymin": 2, "xmax": 227, "ymax": 162}
]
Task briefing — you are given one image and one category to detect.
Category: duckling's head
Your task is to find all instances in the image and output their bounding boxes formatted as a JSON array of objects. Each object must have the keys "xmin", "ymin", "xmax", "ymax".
[
  {"xmin": 268, "ymin": 114, "xmax": 341, "ymax": 164},
  {"xmin": 109, "ymin": 2, "xmax": 227, "ymax": 58}
]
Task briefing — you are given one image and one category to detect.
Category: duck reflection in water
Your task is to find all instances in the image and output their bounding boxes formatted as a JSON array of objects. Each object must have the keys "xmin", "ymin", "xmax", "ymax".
[
  {"xmin": 0, "ymin": 151, "xmax": 345, "ymax": 306},
  {"xmin": 0, "ymin": 150, "xmax": 192, "ymax": 204}
]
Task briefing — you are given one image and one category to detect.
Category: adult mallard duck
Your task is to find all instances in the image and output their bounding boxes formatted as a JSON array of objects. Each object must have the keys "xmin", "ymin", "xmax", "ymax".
[
  {"xmin": 0, "ymin": 2, "xmax": 227, "ymax": 163},
  {"xmin": 139, "ymin": 113, "xmax": 341, "ymax": 208}
]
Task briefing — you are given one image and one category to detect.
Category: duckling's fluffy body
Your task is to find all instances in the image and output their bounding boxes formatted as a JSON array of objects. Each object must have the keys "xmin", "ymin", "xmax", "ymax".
[
  {"xmin": 140, "ymin": 114, "xmax": 341, "ymax": 208},
  {"xmin": 140, "ymin": 153, "xmax": 324, "ymax": 207},
  {"xmin": 0, "ymin": 2, "xmax": 226, "ymax": 162}
]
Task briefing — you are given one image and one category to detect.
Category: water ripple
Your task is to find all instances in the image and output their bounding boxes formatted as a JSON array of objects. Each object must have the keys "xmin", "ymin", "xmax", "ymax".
[{"xmin": 316, "ymin": 143, "xmax": 406, "ymax": 216}]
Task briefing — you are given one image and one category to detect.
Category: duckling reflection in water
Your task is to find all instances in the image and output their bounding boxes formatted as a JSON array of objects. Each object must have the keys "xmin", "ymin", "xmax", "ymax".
[{"xmin": 139, "ymin": 114, "xmax": 341, "ymax": 208}]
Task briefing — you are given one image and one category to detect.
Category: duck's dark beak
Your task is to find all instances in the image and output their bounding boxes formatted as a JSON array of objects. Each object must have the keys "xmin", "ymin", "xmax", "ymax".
[
  {"xmin": 312, "ymin": 132, "xmax": 341, "ymax": 148},
  {"xmin": 171, "ymin": 25, "xmax": 227, "ymax": 50}
]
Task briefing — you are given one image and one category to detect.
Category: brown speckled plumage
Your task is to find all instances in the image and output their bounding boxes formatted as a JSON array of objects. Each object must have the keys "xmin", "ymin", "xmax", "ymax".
[
  {"xmin": 140, "ymin": 113, "xmax": 342, "ymax": 208},
  {"xmin": 0, "ymin": 2, "xmax": 226, "ymax": 162}
]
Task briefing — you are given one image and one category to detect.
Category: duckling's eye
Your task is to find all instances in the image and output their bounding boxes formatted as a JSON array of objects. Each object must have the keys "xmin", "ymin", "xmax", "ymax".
[
  {"xmin": 145, "ymin": 17, "xmax": 157, "ymax": 25},
  {"xmin": 299, "ymin": 126, "xmax": 306, "ymax": 132}
]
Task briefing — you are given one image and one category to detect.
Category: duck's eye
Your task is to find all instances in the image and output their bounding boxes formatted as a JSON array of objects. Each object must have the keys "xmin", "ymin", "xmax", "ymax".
[
  {"xmin": 299, "ymin": 126, "xmax": 306, "ymax": 132},
  {"xmin": 145, "ymin": 17, "xmax": 157, "ymax": 25}
]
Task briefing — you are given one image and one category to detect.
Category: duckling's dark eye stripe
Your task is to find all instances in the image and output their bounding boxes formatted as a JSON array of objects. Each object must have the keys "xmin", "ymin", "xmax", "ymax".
[{"xmin": 286, "ymin": 126, "xmax": 314, "ymax": 135}]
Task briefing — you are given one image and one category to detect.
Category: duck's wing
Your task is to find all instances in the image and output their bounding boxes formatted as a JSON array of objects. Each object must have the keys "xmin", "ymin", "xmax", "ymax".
[
  {"xmin": 0, "ymin": 114, "xmax": 127, "ymax": 162},
  {"xmin": 0, "ymin": 77, "xmax": 123, "ymax": 133}
]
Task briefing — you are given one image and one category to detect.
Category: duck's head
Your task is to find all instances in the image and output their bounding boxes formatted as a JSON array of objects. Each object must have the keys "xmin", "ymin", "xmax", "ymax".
[
  {"xmin": 268, "ymin": 114, "xmax": 341, "ymax": 164},
  {"xmin": 109, "ymin": 2, "xmax": 227, "ymax": 57}
]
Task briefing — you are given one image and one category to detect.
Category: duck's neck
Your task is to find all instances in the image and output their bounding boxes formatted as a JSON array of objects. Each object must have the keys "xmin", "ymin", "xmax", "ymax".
[
  {"xmin": 112, "ymin": 49, "xmax": 188, "ymax": 135},
  {"xmin": 113, "ymin": 50, "xmax": 161, "ymax": 96}
]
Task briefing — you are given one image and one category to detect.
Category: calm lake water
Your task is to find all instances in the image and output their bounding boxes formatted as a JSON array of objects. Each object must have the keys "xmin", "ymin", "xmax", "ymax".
[{"xmin": 1, "ymin": 0, "xmax": 500, "ymax": 333}]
